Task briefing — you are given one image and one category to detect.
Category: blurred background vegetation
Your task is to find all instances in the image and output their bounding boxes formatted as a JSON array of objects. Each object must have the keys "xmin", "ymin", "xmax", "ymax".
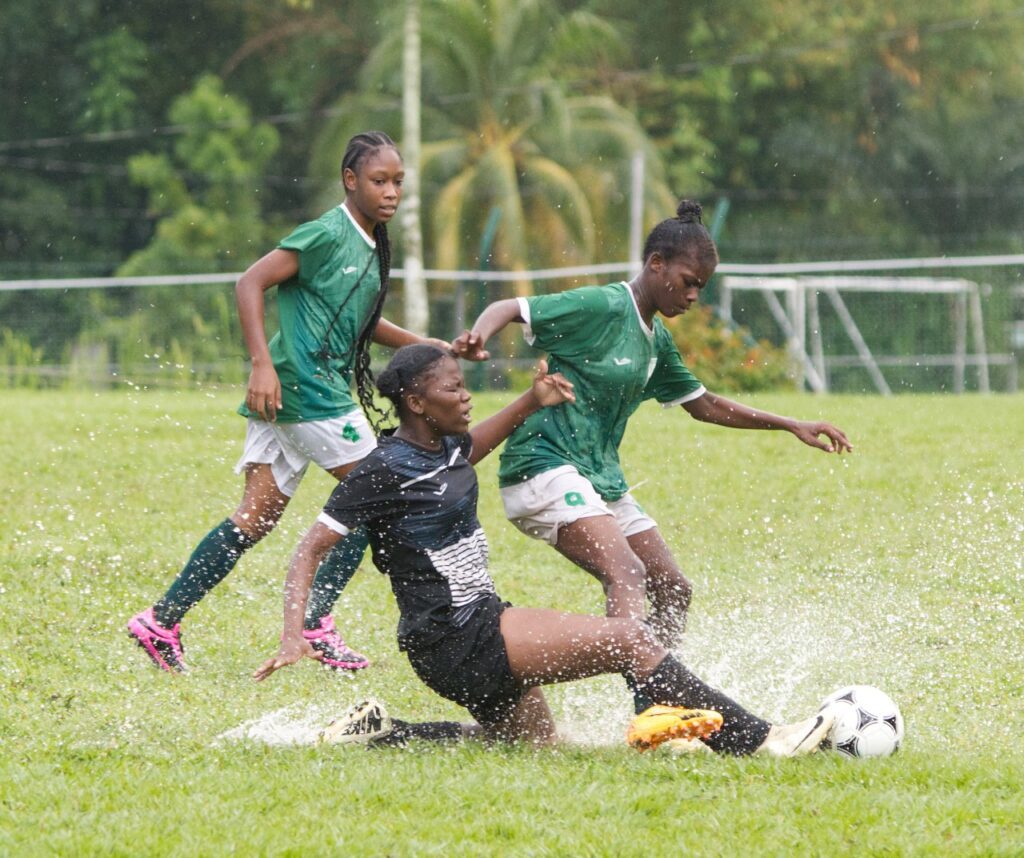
[{"xmin": 1, "ymin": 0, "xmax": 1022, "ymax": 391}]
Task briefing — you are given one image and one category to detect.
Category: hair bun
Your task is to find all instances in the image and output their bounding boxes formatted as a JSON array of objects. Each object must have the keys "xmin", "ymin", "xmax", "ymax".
[
  {"xmin": 376, "ymin": 366, "xmax": 401, "ymax": 399},
  {"xmin": 676, "ymin": 199, "xmax": 703, "ymax": 224}
]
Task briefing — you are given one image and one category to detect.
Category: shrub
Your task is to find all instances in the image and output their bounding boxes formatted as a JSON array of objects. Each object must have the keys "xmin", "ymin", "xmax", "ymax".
[{"xmin": 660, "ymin": 305, "xmax": 794, "ymax": 392}]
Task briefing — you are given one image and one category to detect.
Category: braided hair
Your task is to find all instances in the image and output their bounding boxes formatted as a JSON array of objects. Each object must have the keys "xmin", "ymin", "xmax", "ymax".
[
  {"xmin": 642, "ymin": 199, "xmax": 719, "ymax": 271},
  {"xmin": 341, "ymin": 131, "xmax": 400, "ymax": 432},
  {"xmin": 376, "ymin": 344, "xmax": 450, "ymax": 421}
]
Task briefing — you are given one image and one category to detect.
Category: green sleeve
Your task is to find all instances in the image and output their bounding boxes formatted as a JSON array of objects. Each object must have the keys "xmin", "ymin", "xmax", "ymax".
[
  {"xmin": 277, "ymin": 221, "xmax": 333, "ymax": 285},
  {"xmin": 643, "ymin": 322, "xmax": 706, "ymax": 404},
  {"xmin": 521, "ymin": 286, "xmax": 611, "ymax": 357}
]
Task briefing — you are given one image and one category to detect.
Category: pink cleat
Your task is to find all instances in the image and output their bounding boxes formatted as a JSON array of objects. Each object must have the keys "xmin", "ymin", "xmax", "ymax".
[
  {"xmin": 127, "ymin": 608, "xmax": 187, "ymax": 673},
  {"xmin": 303, "ymin": 615, "xmax": 369, "ymax": 670}
]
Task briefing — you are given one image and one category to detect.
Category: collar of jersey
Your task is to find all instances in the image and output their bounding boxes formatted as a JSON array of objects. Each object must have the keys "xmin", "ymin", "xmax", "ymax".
[
  {"xmin": 339, "ymin": 203, "xmax": 377, "ymax": 249},
  {"xmin": 619, "ymin": 281, "xmax": 654, "ymax": 339}
]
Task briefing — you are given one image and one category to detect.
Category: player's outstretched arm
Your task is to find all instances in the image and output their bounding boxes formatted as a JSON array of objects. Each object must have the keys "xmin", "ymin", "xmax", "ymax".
[
  {"xmin": 373, "ymin": 318, "xmax": 455, "ymax": 355},
  {"xmin": 468, "ymin": 359, "xmax": 574, "ymax": 465},
  {"xmin": 452, "ymin": 298, "xmax": 524, "ymax": 361},
  {"xmin": 253, "ymin": 521, "xmax": 342, "ymax": 681},
  {"xmin": 237, "ymin": 249, "xmax": 299, "ymax": 422},
  {"xmin": 682, "ymin": 392, "xmax": 853, "ymax": 453}
]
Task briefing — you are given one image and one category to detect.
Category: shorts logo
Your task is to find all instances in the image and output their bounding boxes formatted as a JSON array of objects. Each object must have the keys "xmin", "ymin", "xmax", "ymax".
[
  {"xmin": 564, "ymin": 491, "xmax": 586, "ymax": 507},
  {"xmin": 342, "ymin": 423, "xmax": 361, "ymax": 442}
]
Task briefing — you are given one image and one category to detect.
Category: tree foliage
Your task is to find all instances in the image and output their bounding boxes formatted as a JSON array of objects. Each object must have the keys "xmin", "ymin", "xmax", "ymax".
[
  {"xmin": 312, "ymin": 0, "xmax": 676, "ymax": 281},
  {"xmin": 2, "ymin": 0, "xmax": 1022, "ymax": 387}
]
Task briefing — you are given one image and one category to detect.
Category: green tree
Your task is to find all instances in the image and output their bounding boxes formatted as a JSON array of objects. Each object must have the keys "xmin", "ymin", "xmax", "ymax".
[
  {"xmin": 78, "ymin": 75, "xmax": 282, "ymax": 380},
  {"xmin": 312, "ymin": 0, "xmax": 676, "ymax": 282},
  {"xmin": 119, "ymin": 74, "xmax": 279, "ymax": 275},
  {"xmin": 593, "ymin": 0, "xmax": 1024, "ymax": 259}
]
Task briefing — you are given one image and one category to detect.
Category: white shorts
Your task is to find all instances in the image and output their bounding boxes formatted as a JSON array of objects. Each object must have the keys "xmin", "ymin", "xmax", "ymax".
[
  {"xmin": 500, "ymin": 465, "xmax": 657, "ymax": 546},
  {"xmin": 234, "ymin": 411, "xmax": 377, "ymax": 497}
]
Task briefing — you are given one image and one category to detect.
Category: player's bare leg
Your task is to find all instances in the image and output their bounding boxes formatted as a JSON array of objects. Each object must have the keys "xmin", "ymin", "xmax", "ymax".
[
  {"xmin": 230, "ymin": 463, "xmax": 290, "ymax": 540},
  {"xmin": 482, "ymin": 687, "xmax": 558, "ymax": 745},
  {"xmin": 496, "ymin": 608, "xmax": 736, "ymax": 750},
  {"xmin": 554, "ymin": 516, "xmax": 647, "ymax": 620},
  {"xmin": 626, "ymin": 528, "xmax": 691, "ymax": 646}
]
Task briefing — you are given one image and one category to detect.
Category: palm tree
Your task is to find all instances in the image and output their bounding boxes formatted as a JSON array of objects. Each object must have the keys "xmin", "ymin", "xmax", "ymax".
[{"xmin": 312, "ymin": 0, "xmax": 675, "ymax": 287}]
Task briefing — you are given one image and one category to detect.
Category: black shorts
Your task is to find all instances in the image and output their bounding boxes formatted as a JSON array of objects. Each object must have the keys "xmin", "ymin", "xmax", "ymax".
[{"xmin": 404, "ymin": 595, "xmax": 524, "ymax": 726}]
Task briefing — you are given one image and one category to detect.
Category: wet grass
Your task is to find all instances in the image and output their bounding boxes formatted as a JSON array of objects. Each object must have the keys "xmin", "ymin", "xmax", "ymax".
[{"xmin": 2, "ymin": 388, "xmax": 1023, "ymax": 855}]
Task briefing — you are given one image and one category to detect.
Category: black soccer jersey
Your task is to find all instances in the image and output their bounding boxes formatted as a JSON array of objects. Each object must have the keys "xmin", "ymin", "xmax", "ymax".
[{"xmin": 317, "ymin": 433, "xmax": 497, "ymax": 649}]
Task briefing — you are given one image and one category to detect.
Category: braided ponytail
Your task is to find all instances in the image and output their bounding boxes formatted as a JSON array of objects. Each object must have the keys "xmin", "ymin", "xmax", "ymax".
[
  {"xmin": 354, "ymin": 221, "xmax": 392, "ymax": 432},
  {"xmin": 339, "ymin": 131, "xmax": 401, "ymax": 433}
]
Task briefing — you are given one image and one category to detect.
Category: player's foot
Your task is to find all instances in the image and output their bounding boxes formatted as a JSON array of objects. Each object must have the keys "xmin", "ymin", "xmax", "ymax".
[
  {"xmin": 127, "ymin": 608, "xmax": 187, "ymax": 673},
  {"xmin": 626, "ymin": 705, "xmax": 724, "ymax": 751},
  {"xmin": 319, "ymin": 699, "xmax": 392, "ymax": 745},
  {"xmin": 756, "ymin": 710, "xmax": 836, "ymax": 757},
  {"xmin": 303, "ymin": 615, "xmax": 369, "ymax": 670}
]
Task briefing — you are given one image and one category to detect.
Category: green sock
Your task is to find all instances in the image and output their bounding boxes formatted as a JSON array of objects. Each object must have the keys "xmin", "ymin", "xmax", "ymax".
[
  {"xmin": 303, "ymin": 527, "xmax": 369, "ymax": 630},
  {"xmin": 154, "ymin": 519, "xmax": 256, "ymax": 627}
]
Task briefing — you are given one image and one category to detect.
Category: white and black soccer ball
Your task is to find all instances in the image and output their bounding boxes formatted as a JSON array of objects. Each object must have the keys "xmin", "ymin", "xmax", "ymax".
[{"xmin": 819, "ymin": 685, "xmax": 904, "ymax": 758}]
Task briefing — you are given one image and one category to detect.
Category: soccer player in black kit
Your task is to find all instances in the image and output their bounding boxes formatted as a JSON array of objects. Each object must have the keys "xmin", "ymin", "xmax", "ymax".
[{"xmin": 255, "ymin": 344, "xmax": 834, "ymax": 756}]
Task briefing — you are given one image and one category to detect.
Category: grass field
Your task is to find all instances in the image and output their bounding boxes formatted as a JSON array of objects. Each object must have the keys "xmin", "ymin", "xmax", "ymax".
[{"xmin": 2, "ymin": 387, "xmax": 1023, "ymax": 856}]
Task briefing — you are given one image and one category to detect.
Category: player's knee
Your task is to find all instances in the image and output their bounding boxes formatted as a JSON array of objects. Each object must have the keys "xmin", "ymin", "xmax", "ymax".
[
  {"xmin": 606, "ymin": 556, "xmax": 646, "ymax": 589},
  {"xmin": 230, "ymin": 511, "xmax": 276, "ymax": 542}
]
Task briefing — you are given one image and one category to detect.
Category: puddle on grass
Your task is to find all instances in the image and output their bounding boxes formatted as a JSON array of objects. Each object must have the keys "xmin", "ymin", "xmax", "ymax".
[
  {"xmin": 217, "ymin": 483, "xmax": 1023, "ymax": 751},
  {"xmin": 215, "ymin": 700, "xmax": 347, "ymax": 746}
]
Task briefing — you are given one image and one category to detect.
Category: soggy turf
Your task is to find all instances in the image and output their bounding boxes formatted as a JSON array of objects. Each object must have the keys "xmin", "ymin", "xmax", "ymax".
[{"xmin": 2, "ymin": 388, "xmax": 1022, "ymax": 855}]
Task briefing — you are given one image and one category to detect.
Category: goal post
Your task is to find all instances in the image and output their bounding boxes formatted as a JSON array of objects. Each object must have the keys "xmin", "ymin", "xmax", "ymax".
[{"xmin": 719, "ymin": 275, "xmax": 1006, "ymax": 394}]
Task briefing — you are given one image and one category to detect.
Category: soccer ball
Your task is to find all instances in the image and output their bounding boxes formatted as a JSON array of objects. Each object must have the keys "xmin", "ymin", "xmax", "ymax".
[{"xmin": 819, "ymin": 685, "xmax": 904, "ymax": 758}]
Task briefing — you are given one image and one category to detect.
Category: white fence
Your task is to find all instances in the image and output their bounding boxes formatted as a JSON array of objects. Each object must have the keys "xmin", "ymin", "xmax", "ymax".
[{"xmin": 3, "ymin": 253, "xmax": 1022, "ymax": 393}]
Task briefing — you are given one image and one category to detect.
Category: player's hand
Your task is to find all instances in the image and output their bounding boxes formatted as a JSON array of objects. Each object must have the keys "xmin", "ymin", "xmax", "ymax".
[
  {"xmin": 791, "ymin": 420, "xmax": 853, "ymax": 454},
  {"xmin": 451, "ymin": 330, "xmax": 490, "ymax": 361},
  {"xmin": 252, "ymin": 635, "xmax": 323, "ymax": 681},
  {"xmin": 422, "ymin": 336, "xmax": 455, "ymax": 353},
  {"xmin": 532, "ymin": 358, "xmax": 575, "ymax": 407},
  {"xmin": 246, "ymin": 363, "xmax": 283, "ymax": 422}
]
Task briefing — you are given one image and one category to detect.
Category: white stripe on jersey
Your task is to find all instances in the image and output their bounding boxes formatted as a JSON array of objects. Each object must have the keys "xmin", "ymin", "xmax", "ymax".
[
  {"xmin": 317, "ymin": 511, "xmax": 352, "ymax": 536},
  {"xmin": 424, "ymin": 528, "xmax": 495, "ymax": 608},
  {"xmin": 399, "ymin": 446, "xmax": 462, "ymax": 488},
  {"xmin": 518, "ymin": 296, "xmax": 535, "ymax": 346},
  {"xmin": 660, "ymin": 384, "xmax": 707, "ymax": 408}
]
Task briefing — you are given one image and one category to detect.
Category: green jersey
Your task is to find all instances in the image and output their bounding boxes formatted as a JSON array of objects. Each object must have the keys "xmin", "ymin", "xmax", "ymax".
[
  {"xmin": 498, "ymin": 282, "xmax": 705, "ymax": 501},
  {"xmin": 238, "ymin": 205, "xmax": 380, "ymax": 423}
]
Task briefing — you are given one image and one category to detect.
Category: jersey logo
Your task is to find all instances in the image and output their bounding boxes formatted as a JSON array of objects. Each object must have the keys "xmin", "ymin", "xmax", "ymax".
[
  {"xmin": 341, "ymin": 423, "xmax": 361, "ymax": 442},
  {"xmin": 613, "ymin": 358, "xmax": 632, "ymax": 366},
  {"xmin": 343, "ymin": 265, "xmax": 360, "ymax": 274},
  {"xmin": 433, "ymin": 482, "xmax": 449, "ymax": 496},
  {"xmin": 564, "ymin": 491, "xmax": 586, "ymax": 507}
]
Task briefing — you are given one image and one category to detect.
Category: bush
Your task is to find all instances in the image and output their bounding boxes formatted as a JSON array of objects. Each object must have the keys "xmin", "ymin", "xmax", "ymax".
[
  {"xmin": 0, "ymin": 328, "xmax": 44, "ymax": 389},
  {"xmin": 661, "ymin": 305, "xmax": 794, "ymax": 392}
]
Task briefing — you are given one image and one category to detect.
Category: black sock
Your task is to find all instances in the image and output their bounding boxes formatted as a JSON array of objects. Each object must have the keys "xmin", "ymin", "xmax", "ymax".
[
  {"xmin": 153, "ymin": 520, "xmax": 256, "ymax": 628},
  {"xmin": 625, "ymin": 675, "xmax": 656, "ymax": 715},
  {"xmin": 368, "ymin": 719, "xmax": 464, "ymax": 748},
  {"xmin": 633, "ymin": 655, "xmax": 771, "ymax": 755},
  {"xmin": 303, "ymin": 528, "xmax": 369, "ymax": 631}
]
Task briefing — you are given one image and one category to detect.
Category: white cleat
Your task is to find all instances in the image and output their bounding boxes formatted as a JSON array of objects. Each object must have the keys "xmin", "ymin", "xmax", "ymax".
[
  {"xmin": 319, "ymin": 698, "xmax": 392, "ymax": 746},
  {"xmin": 756, "ymin": 710, "xmax": 836, "ymax": 757}
]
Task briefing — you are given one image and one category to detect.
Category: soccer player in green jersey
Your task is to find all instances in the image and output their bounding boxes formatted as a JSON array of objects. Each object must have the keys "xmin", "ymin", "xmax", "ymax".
[
  {"xmin": 454, "ymin": 200, "xmax": 852, "ymax": 661},
  {"xmin": 129, "ymin": 132, "xmax": 456, "ymax": 673}
]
